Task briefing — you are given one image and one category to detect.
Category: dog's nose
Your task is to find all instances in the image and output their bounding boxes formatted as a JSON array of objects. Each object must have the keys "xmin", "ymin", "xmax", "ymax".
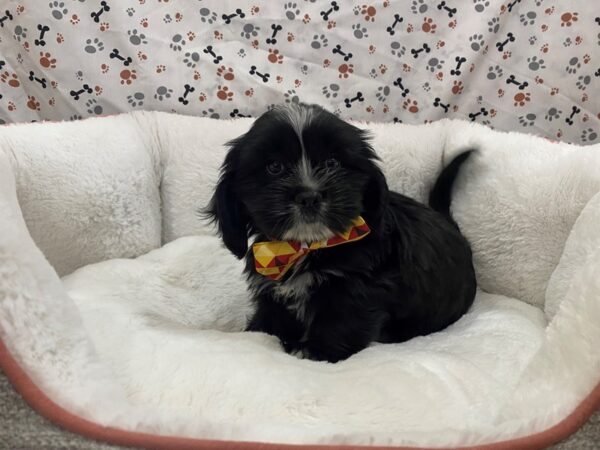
[{"xmin": 295, "ymin": 190, "xmax": 323, "ymax": 209}]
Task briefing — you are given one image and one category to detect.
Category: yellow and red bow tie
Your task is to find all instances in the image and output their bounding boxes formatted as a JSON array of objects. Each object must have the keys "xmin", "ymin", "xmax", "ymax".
[{"xmin": 252, "ymin": 216, "xmax": 370, "ymax": 281}]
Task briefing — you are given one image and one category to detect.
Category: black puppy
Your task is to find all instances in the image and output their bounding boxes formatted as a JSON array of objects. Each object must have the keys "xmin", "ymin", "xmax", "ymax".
[{"xmin": 206, "ymin": 103, "xmax": 476, "ymax": 363}]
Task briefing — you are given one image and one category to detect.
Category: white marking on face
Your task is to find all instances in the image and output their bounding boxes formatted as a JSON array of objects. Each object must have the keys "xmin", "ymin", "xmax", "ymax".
[
  {"xmin": 297, "ymin": 154, "xmax": 319, "ymax": 191},
  {"xmin": 281, "ymin": 222, "xmax": 333, "ymax": 243},
  {"xmin": 273, "ymin": 103, "xmax": 315, "ymax": 148}
]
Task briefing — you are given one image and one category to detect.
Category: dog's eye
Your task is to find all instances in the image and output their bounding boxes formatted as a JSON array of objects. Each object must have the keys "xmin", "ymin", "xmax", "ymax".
[
  {"xmin": 266, "ymin": 161, "xmax": 284, "ymax": 176},
  {"xmin": 324, "ymin": 158, "xmax": 340, "ymax": 170}
]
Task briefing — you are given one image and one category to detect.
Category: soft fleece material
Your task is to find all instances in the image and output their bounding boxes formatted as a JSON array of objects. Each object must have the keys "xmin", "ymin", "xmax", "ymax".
[{"xmin": 0, "ymin": 112, "xmax": 599, "ymax": 448}]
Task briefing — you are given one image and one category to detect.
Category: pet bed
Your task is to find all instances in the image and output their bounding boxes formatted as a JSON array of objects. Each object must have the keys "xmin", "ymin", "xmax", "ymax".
[{"xmin": 0, "ymin": 112, "xmax": 599, "ymax": 449}]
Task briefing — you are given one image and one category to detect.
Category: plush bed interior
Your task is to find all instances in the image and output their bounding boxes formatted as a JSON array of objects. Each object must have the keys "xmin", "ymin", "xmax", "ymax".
[{"xmin": 0, "ymin": 111, "xmax": 599, "ymax": 448}]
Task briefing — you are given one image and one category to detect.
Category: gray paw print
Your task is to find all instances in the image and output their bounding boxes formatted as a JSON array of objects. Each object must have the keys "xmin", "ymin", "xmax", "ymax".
[
  {"xmin": 528, "ymin": 36, "xmax": 537, "ymax": 45},
  {"xmin": 13, "ymin": 25, "xmax": 27, "ymax": 42},
  {"xmin": 487, "ymin": 65, "xmax": 503, "ymax": 80},
  {"xmin": 473, "ymin": 0, "xmax": 490, "ymax": 13},
  {"xmin": 75, "ymin": 70, "xmax": 84, "ymax": 81},
  {"xmin": 126, "ymin": 7, "xmax": 135, "ymax": 17},
  {"xmin": 376, "ymin": 86, "xmax": 390, "ymax": 102},
  {"xmin": 163, "ymin": 14, "xmax": 172, "ymax": 24},
  {"xmin": 202, "ymin": 108, "xmax": 220, "ymax": 119},
  {"xmin": 85, "ymin": 99, "xmax": 103, "ymax": 115},
  {"xmin": 527, "ymin": 56, "xmax": 546, "ymax": 71},
  {"xmin": 170, "ymin": 34, "xmax": 186, "ymax": 51},
  {"xmin": 518, "ymin": 113, "xmax": 536, "ymax": 127},
  {"xmin": 128, "ymin": 29, "xmax": 147, "ymax": 46},
  {"xmin": 127, "ymin": 92, "xmax": 144, "ymax": 108},
  {"xmin": 311, "ymin": 34, "xmax": 328, "ymax": 49},
  {"xmin": 199, "ymin": 8, "xmax": 218, "ymax": 24},
  {"xmin": 565, "ymin": 57, "xmax": 581, "ymax": 74},
  {"xmin": 563, "ymin": 37, "xmax": 572, "ymax": 47},
  {"xmin": 545, "ymin": 107, "xmax": 562, "ymax": 121},
  {"xmin": 488, "ymin": 17, "xmax": 500, "ymax": 33},
  {"xmin": 237, "ymin": 48, "xmax": 246, "ymax": 58},
  {"xmin": 241, "ymin": 23, "xmax": 260, "ymax": 39},
  {"xmin": 183, "ymin": 52, "xmax": 200, "ymax": 68},
  {"xmin": 390, "ymin": 41, "xmax": 406, "ymax": 58},
  {"xmin": 425, "ymin": 57, "xmax": 444, "ymax": 72},
  {"xmin": 469, "ymin": 34, "xmax": 485, "ymax": 51},
  {"xmin": 322, "ymin": 83, "xmax": 339, "ymax": 98},
  {"xmin": 519, "ymin": 11, "xmax": 537, "ymax": 26},
  {"xmin": 284, "ymin": 2, "xmax": 300, "ymax": 20},
  {"xmin": 84, "ymin": 38, "xmax": 104, "ymax": 54},
  {"xmin": 581, "ymin": 128, "xmax": 598, "ymax": 142},
  {"xmin": 49, "ymin": 1, "xmax": 68, "ymax": 20},
  {"xmin": 154, "ymin": 86, "xmax": 173, "ymax": 101},
  {"xmin": 69, "ymin": 114, "xmax": 82, "ymax": 121},
  {"xmin": 411, "ymin": 0, "xmax": 428, "ymax": 14},
  {"xmin": 300, "ymin": 64, "xmax": 309, "ymax": 75},
  {"xmin": 284, "ymin": 89, "xmax": 300, "ymax": 104},
  {"xmin": 576, "ymin": 75, "xmax": 591, "ymax": 90},
  {"xmin": 352, "ymin": 24, "xmax": 369, "ymax": 39}
]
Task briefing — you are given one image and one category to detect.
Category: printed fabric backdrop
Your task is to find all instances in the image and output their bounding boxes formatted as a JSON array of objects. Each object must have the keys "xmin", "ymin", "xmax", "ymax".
[{"xmin": 0, "ymin": 0, "xmax": 599, "ymax": 145}]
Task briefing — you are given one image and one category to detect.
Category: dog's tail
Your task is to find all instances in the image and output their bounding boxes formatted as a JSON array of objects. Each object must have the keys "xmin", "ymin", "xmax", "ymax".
[{"xmin": 428, "ymin": 150, "xmax": 473, "ymax": 222}]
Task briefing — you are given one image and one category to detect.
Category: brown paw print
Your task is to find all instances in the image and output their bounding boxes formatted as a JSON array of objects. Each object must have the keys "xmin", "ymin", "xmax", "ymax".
[
  {"xmin": 217, "ymin": 66, "xmax": 235, "ymax": 80},
  {"xmin": 323, "ymin": 59, "xmax": 331, "ymax": 68},
  {"xmin": 175, "ymin": 12, "xmax": 183, "ymax": 22},
  {"xmin": 276, "ymin": 75, "xmax": 284, "ymax": 83},
  {"xmin": 137, "ymin": 51, "xmax": 147, "ymax": 61},
  {"xmin": 497, "ymin": 88, "xmax": 505, "ymax": 98},
  {"xmin": 187, "ymin": 31, "xmax": 196, "ymax": 41},
  {"xmin": 489, "ymin": 109, "xmax": 497, "ymax": 118},
  {"xmin": 535, "ymin": 75, "xmax": 544, "ymax": 84},
  {"xmin": 560, "ymin": 12, "xmax": 578, "ymax": 27},
  {"xmin": 56, "ymin": 33, "xmax": 64, "ymax": 44},
  {"xmin": 48, "ymin": 97, "xmax": 55, "ymax": 106},
  {"xmin": 302, "ymin": 14, "xmax": 310, "ymax": 24},
  {"xmin": 245, "ymin": 88, "xmax": 254, "ymax": 97},
  {"xmin": 366, "ymin": 105, "xmax": 375, "ymax": 114},
  {"xmin": 448, "ymin": 19, "xmax": 457, "ymax": 29},
  {"xmin": 541, "ymin": 24, "xmax": 549, "ymax": 32},
  {"xmin": 120, "ymin": 69, "xmax": 137, "ymax": 85},
  {"xmin": 379, "ymin": 64, "xmax": 387, "ymax": 74},
  {"xmin": 406, "ymin": 23, "xmax": 414, "ymax": 33},
  {"xmin": 251, "ymin": 39, "xmax": 259, "ymax": 49},
  {"xmin": 583, "ymin": 53, "xmax": 591, "ymax": 64},
  {"xmin": 99, "ymin": 22, "xmax": 109, "ymax": 32},
  {"xmin": 451, "ymin": 80, "xmax": 464, "ymax": 94},
  {"xmin": 101, "ymin": 63, "xmax": 109, "ymax": 74},
  {"xmin": 198, "ymin": 92, "xmax": 207, "ymax": 102},
  {"xmin": 550, "ymin": 87, "xmax": 559, "ymax": 95},
  {"xmin": 435, "ymin": 71, "xmax": 444, "ymax": 81},
  {"xmin": 216, "ymin": 85, "xmax": 234, "ymax": 101},
  {"xmin": 545, "ymin": 6, "xmax": 555, "ymax": 15},
  {"xmin": 287, "ymin": 32, "xmax": 295, "ymax": 42},
  {"xmin": 513, "ymin": 92, "xmax": 531, "ymax": 106},
  {"xmin": 193, "ymin": 70, "xmax": 201, "ymax": 80},
  {"xmin": 268, "ymin": 48, "xmax": 283, "ymax": 64},
  {"xmin": 361, "ymin": 5, "xmax": 376, "ymax": 22},
  {"xmin": 422, "ymin": 17, "xmax": 436, "ymax": 33},
  {"xmin": 502, "ymin": 51, "xmax": 512, "ymax": 60},
  {"xmin": 16, "ymin": 5, "xmax": 24, "ymax": 14},
  {"xmin": 368, "ymin": 44, "xmax": 376, "ymax": 54},
  {"xmin": 94, "ymin": 85, "xmax": 103, "ymax": 95},
  {"xmin": 402, "ymin": 99, "xmax": 419, "ymax": 113},
  {"xmin": 70, "ymin": 14, "xmax": 79, "ymax": 25},
  {"xmin": 338, "ymin": 63, "xmax": 354, "ymax": 79},
  {"xmin": 27, "ymin": 95, "xmax": 40, "ymax": 111},
  {"xmin": 540, "ymin": 43, "xmax": 549, "ymax": 53},
  {"xmin": 402, "ymin": 63, "xmax": 411, "ymax": 72},
  {"xmin": 214, "ymin": 30, "xmax": 223, "ymax": 40},
  {"xmin": 39, "ymin": 52, "xmax": 57, "ymax": 68},
  {"xmin": 156, "ymin": 64, "xmax": 166, "ymax": 73},
  {"xmin": 1, "ymin": 71, "xmax": 20, "ymax": 88},
  {"xmin": 436, "ymin": 40, "xmax": 445, "ymax": 49},
  {"xmin": 251, "ymin": 6, "xmax": 260, "ymax": 15},
  {"xmin": 140, "ymin": 18, "xmax": 148, "ymax": 28},
  {"xmin": 382, "ymin": 104, "xmax": 389, "ymax": 113},
  {"xmin": 7, "ymin": 101, "xmax": 16, "ymax": 111},
  {"xmin": 327, "ymin": 20, "xmax": 336, "ymax": 29}
]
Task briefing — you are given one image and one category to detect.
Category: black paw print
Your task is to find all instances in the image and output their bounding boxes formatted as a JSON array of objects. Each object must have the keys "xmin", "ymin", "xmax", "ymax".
[
  {"xmin": 469, "ymin": 34, "xmax": 485, "ymax": 51},
  {"xmin": 199, "ymin": 8, "xmax": 218, "ymax": 24},
  {"xmin": 519, "ymin": 11, "xmax": 536, "ymax": 26},
  {"xmin": 411, "ymin": 0, "xmax": 428, "ymax": 14},
  {"xmin": 376, "ymin": 86, "xmax": 390, "ymax": 102},
  {"xmin": 154, "ymin": 86, "xmax": 173, "ymax": 101},
  {"xmin": 163, "ymin": 14, "xmax": 172, "ymax": 24},
  {"xmin": 581, "ymin": 128, "xmax": 598, "ymax": 143},
  {"xmin": 488, "ymin": 17, "xmax": 500, "ymax": 33},
  {"xmin": 425, "ymin": 57, "xmax": 444, "ymax": 72},
  {"xmin": 322, "ymin": 83, "xmax": 340, "ymax": 98},
  {"xmin": 70, "ymin": 114, "xmax": 83, "ymax": 121},
  {"xmin": 127, "ymin": 92, "xmax": 144, "ymax": 107},
  {"xmin": 13, "ymin": 25, "xmax": 27, "ymax": 42},
  {"xmin": 473, "ymin": 0, "xmax": 490, "ymax": 13},
  {"xmin": 85, "ymin": 98, "xmax": 103, "ymax": 115},
  {"xmin": 390, "ymin": 41, "xmax": 406, "ymax": 58},
  {"xmin": 170, "ymin": 34, "xmax": 186, "ymax": 51},
  {"xmin": 183, "ymin": 52, "xmax": 200, "ymax": 68},
  {"xmin": 284, "ymin": 2, "xmax": 300, "ymax": 20},
  {"xmin": 352, "ymin": 24, "xmax": 369, "ymax": 39},
  {"xmin": 126, "ymin": 7, "xmax": 135, "ymax": 17},
  {"xmin": 518, "ymin": 113, "xmax": 536, "ymax": 127},
  {"xmin": 49, "ymin": 1, "xmax": 68, "ymax": 20},
  {"xmin": 284, "ymin": 89, "xmax": 300, "ymax": 104},
  {"xmin": 565, "ymin": 57, "xmax": 581, "ymax": 74},
  {"xmin": 544, "ymin": 107, "xmax": 561, "ymax": 121},
  {"xmin": 241, "ymin": 23, "xmax": 260, "ymax": 39},
  {"xmin": 527, "ymin": 56, "xmax": 546, "ymax": 71},
  {"xmin": 128, "ymin": 29, "xmax": 147, "ymax": 46},
  {"xmin": 575, "ymin": 75, "xmax": 591, "ymax": 90},
  {"xmin": 311, "ymin": 34, "xmax": 328, "ymax": 49},
  {"xmin": 84, "ymin": 38, "xmax": 104, "ymax": 54},
  {"xmin": 487, "ymin": 65, "xmax": 503, "ymax": 80}
]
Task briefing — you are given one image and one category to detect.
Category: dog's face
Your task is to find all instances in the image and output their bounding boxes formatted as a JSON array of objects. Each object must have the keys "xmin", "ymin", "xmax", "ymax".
[{"xmin": 207, "ymin": 104, "xmax": 388, "ymax": 258}]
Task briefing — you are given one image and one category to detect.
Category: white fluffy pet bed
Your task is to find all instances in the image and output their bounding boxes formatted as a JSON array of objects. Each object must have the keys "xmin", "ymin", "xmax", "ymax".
[{"xmin": 1, "ymin": 112, "xmax": 600, "ymax": 449}]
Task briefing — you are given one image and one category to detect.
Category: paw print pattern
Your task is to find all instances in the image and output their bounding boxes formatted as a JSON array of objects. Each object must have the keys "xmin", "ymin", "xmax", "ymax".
[
  {"xmin": 154, "ymin": 86, "xmax": 173, "ymax": 101},
  {"xmin": 425, "ymin": 57, "xmax": 444, "ymax": 73},
  {"xmin": 85, "ymin": 98, "xmax": 103, "ymax": 115},
  {"xmin": 527, "ymin": 56, "xmax": 546, "ymax": 71},
  {"xmin": 565, "ymin": 57, "xmax": 581, "ymax": 74},
  {"xmin": 183, "ymin": 52, "xmax": 200, "ymax": 68},
  {"xmin": 469, "ymin": 34, "xmax": 485, "ymax": 52},
  {"xmin": 520, "ymin": 11, "xmax": 537, "ymax": 26},
  {"xmin": 322, "ymin": 83, "xmax": 340, "ymax": 98},
  {"xmin": 128, "ymin": 29, "xmax": 147, "ymax": 46},
  {"xmin": 473, "ymin": 0, "xmax": 490, "ymax": 13},
  {"xmin": 49, "ymin": 1, "xmax": 68, "ymax": 20},
  {"xmin": 127, "ymin": 92, "xmax": 144, "ymax": 107},
  {"xmin": 352, "ymin": 24, "xmax": 369, "ymax": 39},
  {"xmin": 241, "ymin": 24, "xmax": 260, "ymax": 39},
  {"xmin": 390, "ymin": 42, "xmax": 406, "ymax": 58},
  {"xmin": 199, "ymin": 8, "xmax": 217, "ymax": 24},
  {"xmin": 545, "ymin": 107, "xmax": 562, "ymax": 121},
  {"xmin": 284, "ymin": 3, "xmax": 300, "ymax": 20},
  {"xmin": 411, "ymin": 0, "xmax": 428, "ymax": 14},
  {"xmin": 311, "ymin": 34, "xmax": 328, "ymax": 49},
  {"xmin": 575, "ymin": 75, "xmax": 591, "ymax": 90},
  {"xmin": 375, "ymin": 86, "xmax": 390, "ymax": 102},
  {"xmin": 581, "ymin": 128, "xmax": 598, "ymax": 142},
  {"xmin": 518, "ymin": 113, "xmax": 536, "ymax": 127},
  {"xmin": 284, "ymin": 89, "xmax": 300, "ymax": 104},
  {"xmin": 216, "ymin": 85, "xmax": 234, "ymax": 101},
  {"xmin": 487, "ymin": 65, "xmax": 503, "ymax": 80},
  {"xmin": 169, "ymin": 34, "xmax": 186, "ymax": 51},
  {"xmin": 84, "ymin": 38, "xmax": 104, "ymax": 54}
]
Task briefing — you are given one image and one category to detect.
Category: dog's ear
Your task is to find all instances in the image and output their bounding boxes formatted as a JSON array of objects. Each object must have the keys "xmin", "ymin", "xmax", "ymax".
[
  {"xmin": 363, "ymin": 164, "xmax": 389, "ymax": 226},
  {"xmin": 205, "ymin": 149, "xmax": 250, "ymax": 259}
]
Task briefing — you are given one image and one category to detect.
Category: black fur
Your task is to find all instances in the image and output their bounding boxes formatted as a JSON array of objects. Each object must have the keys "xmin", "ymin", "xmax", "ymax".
[{"xmin": 205, "ymin": 104, "xmax": 476, "ymax": 363}]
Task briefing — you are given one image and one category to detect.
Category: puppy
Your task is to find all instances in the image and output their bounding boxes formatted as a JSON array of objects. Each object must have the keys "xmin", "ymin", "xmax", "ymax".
[{"xmin": 206, "ymin": 103, "xmax": 476, "ymax": 363}]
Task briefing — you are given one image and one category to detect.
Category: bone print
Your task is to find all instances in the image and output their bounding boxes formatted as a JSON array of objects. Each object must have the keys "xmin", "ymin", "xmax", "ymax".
[
  {"xmin": 595, "ymin": 17, "xmax": 600, "ymax": 25},
  {"xmin": 437, "ymin": 1, "xmax": 457, "ymax": 18},
  {"xmin": 496, "ymin": 33, "xmax": 516, "ymax": 52},
  {"xmin": 0, "ymin": 60, "xmax": 5, "ymax": 70},
  {"xmin": 343, "ymin": 91, "xmax": 364, "ymax": 108},
  {"xmin": 506, "ymin": 74, "xmax": 529, "ymax": 90},
  {"xmin": 507, "ymin": 0, "xmax": 522, "ymax": 13},
  {"xmin": 109, "ymin": 48, "xmax": 133, "ymax": 66},
  {"xmin": 230, "ymin": 108, "xmax": 250, "ymax": 118},
  {"xmin": 28, "ymin": 71, "xmax": 47, "ymax": 89},
  {"xmin": 266, "ymin": 24, "xmax": 282, "ymax": 45},
  {"xmin": 91, "ymin": 1, "xmax": 110, "ymax": 23},
  {"xmin": 386, "ymin": 14, "xmax": 403, "ymax": 36},
  {"xmin": 595, "ymin": 67, "xmax": 600, "ymax": 77},
  {"xmin": 203, "ymin": 45, "xmax": 223, "ymax": 64},
  {"xmin": 433, "ymin": 97, "xmax": 449, "ymax": 113},
  {"xmin": 35, "ymin": 24, "xmax": 49, "ymax": 47},
  {"xmin": 450, "ymin": 56, "xmax": 467, "ymax": 76},
  {"xmin": 332, "ymin": 44, "xmax": 353, "ymax": 62},
  {"xmin": 392, "ymin": 77, "xmax": 410, "ymax": 97},
  {"xmin": 565, "ymin": 106, "xmax": 581, "ymax": 125},
  {"xmin": 0, "ymin": 9, "xmax": 13, "ymax": 27},
  {"xmin": 410, "ymin": 43, "xmax": 431, "ymax": 58},
  {"xmin": 222, "ymin": 8, "xmax": 245, "ymax": 25},
  {"xmin": 320, "ymin": 1, "xmax": 339, "ymax": 21},
  {"xmin": 177, "ymin": 83, "xmax": 195, "ymax": 105},
  {"xmin": 69, "ymin": 84, "xmax": 93, "ymax": 101},
  {"xmin": 468, "ymin": 107, "xmax": 489, "ymax": 121},
  {"xmin": 249, "ymin": 65, "xmax": 270, "ymax": 83}
]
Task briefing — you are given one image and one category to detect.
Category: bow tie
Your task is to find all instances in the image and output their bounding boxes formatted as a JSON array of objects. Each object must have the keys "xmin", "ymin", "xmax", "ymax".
[{"xmin": 252, "ymin": 216, "xmax": 371, "ymax": 281}]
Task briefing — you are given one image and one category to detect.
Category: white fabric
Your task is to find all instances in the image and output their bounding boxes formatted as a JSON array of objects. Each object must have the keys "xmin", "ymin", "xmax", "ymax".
[{"xmin": 1, "ymin": 113, "xmax": 600, "ymax": 447}]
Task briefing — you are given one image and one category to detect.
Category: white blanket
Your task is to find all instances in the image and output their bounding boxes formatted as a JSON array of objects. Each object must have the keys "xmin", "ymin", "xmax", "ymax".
[{"xmin": 1, "ymin": 112, "xmax": 599, "ymax": 447}]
